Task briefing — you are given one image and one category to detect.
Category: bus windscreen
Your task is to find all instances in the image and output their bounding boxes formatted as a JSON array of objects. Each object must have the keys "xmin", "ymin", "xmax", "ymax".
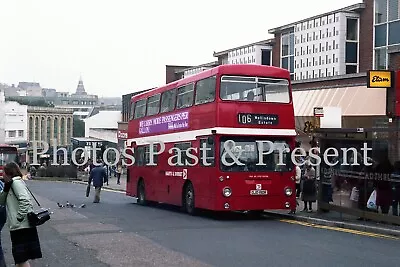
[
  {"xmin": 220, "ymin": 76, "xmax": 290, "ymax": 103},
  {"xmin": 0, "ymin": 150, "xmax": 17, "ymax": 166},
  {"xmin": 219, "ymin": 137, "xmax": 292, "ymax": 172}
]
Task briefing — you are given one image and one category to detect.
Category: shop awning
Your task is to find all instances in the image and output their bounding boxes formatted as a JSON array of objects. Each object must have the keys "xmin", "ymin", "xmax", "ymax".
[{"xmin": 292, "ymin": 86, "xmax": 386, "ymax": 116}]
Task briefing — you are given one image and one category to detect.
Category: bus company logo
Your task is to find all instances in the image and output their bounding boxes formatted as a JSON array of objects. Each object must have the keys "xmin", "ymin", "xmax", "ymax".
[{"xmin": 139, "ymin": 111, "xmax": 189, "ymax": 134}]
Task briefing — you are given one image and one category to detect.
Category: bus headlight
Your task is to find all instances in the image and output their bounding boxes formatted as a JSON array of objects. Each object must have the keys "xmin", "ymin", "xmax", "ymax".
[
  {"xmin": 285, "ymin": 187, "xmax": 293, "ymax": 196},
  {"xmin": 223, "ymin": 187, "xmax": 232, "ymax": 197}
]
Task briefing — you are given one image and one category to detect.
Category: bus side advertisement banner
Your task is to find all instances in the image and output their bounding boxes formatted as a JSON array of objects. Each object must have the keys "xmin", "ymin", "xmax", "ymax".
[{"xmin": 139, "ymin": 111, "xmax": 189, "ymax": 134}]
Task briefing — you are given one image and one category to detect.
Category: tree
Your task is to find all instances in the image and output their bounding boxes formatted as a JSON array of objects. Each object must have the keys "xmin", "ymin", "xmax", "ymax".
[
  {"xmin": 6, "ymin": 97, "xmax": 54, "ymax": 107},
  {"xmin": 73, "ymin": 117, "xmax": 85, "ymax": 137}
]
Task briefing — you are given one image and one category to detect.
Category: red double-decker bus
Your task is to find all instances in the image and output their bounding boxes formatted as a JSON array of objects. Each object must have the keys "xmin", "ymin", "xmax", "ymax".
[
  {"xmin": 0, "ymin": 144, "xmax": 18, "ymax": 179},
  {"xmin": 126, "ymin": 64, "xmax": 297, "ymax": 215}
]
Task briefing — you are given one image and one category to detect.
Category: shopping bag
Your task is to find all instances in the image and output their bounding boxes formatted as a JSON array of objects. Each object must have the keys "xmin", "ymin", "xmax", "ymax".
[
  {"xmin": 367, "ymin": 190, "xmax": 377, "ymax": 210},
  {"xmin": 86, "ymin": 184, "xmax": 91, "ymax": 197},
  {"xmin": 350, "ymin": 187, "xmax": 359, "ymax": 201}
]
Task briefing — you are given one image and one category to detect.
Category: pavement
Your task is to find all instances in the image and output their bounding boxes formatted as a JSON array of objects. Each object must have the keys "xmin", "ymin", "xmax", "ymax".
[{"xmin": 1, "ymin": 180, "xmax": 398, "ymax": 267}]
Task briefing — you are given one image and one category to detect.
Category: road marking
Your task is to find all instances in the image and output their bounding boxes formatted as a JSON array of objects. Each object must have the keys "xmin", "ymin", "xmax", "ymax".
[
  {"xmin": 102, "ymin": 188, "xmax": 126, "ymax": 194},
  {"xmin": 279, "ymin": 219, "xmax": 399, "ymax": 240},
  {"xmin": 71, "ymin": 181, "xmax": 126, "ymax": 194}
]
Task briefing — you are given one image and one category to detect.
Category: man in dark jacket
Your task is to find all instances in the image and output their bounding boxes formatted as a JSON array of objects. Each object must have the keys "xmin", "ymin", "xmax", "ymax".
[{"xmin": 88, "ymin": 161, "xmax": 107, "ymax": 203}]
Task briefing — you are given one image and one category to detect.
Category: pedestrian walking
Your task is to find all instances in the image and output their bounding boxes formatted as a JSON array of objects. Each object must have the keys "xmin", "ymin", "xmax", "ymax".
[
  {"xmin": 0, "ymin": 162, "xmax": 42, "ymax": 267},
  {"xmin": 88, "ymin": 160, "xmax": 108, "ymax": 203},
  {"xmin": 116, "ymin": 162, "xmax": 122, "ymax": 185}
]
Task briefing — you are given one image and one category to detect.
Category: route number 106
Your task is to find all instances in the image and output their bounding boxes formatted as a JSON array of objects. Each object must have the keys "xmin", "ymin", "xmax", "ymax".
[{"xmin": 238, "ymin": 114, "xmax": 252, "ymax": 124}]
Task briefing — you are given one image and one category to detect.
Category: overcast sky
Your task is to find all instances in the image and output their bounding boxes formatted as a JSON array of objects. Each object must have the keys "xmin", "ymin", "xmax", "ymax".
[{"xmin": 0, "ymin": 0, "xmax": 361, "ymax": 97}]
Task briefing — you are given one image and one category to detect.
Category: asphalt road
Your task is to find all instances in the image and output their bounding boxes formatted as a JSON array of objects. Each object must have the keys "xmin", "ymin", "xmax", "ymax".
[{"xmin": 1, "ymin": 180, "xmax": 398, "ymax": 267}]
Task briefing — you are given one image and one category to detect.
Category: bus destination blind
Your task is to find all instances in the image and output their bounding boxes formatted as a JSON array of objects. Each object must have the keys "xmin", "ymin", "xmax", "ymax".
[{"xmin": 237, "ymin": 113, "xmax": 279, "ymax": 125}]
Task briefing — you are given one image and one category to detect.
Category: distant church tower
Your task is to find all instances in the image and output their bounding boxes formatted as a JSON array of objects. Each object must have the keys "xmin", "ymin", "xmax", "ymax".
[{"xmin": 75, "ymin": 76, "xmax": 87, "ymax": 95}]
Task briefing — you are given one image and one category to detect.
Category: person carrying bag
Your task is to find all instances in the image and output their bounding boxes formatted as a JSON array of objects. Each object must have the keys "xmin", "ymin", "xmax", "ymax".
[{"xmin": 0, "ymin": 162, "xmax": 42, "ymax": 267}]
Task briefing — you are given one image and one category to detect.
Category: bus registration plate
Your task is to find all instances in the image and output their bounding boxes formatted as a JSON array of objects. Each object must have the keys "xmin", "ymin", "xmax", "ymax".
[{"xmin": 250, "ymin": 190, "xmax": 267, "ymax": 195}]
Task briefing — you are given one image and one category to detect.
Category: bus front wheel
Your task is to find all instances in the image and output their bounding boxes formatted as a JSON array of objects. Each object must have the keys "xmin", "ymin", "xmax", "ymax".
[
  {"xmin": 137, "ymin": 180, "xmax": 146, "ymax": 205},
  {"xmin": 183, "ymin": 182, "xmax": 196, "ymax": 215}
]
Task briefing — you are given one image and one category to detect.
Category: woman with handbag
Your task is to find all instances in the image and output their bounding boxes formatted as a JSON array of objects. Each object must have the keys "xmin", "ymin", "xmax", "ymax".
[{"xmin": 0, "ymin": 162, "xmax": 42, "ymax": 267}]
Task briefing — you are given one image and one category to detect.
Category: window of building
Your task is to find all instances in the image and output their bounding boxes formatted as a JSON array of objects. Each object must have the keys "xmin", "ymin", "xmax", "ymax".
[
  {"xmin": 176, "ymin": 83, "xmax": 194, "ymax": 109},
  {"xmin": 375, "ymin": 24, "xmax": 387, "ymax": 47},
  {"xmin": 160, "ymin": 88, "xmax": 176, "ymax": 113},
  {"xmin": 346, "ymin": 65, "xmax": 357, "ymax": 74},
  {"xmin": 134, "ymin": 99, "xmax": 147, "ymax": 119},
  {"xmin": 375, "ymin": 0, "xmax": 388, "ymax": 24},
  {"xmin": 375, "ymin": 47, "xmax": 387, "ymax": 69},
  {"xmin": 346, "ymin": 18, "xmax": 358, "ymax": 40},
  {"xmin": 280, "ymin": 31, "xmax": 295, "ymax": 77},
  {"xmin": 389, "ymin": 0, "xmax": 400, "ymax": 21},
  {"xmin": 195, "ymin": 76, "xmax": 216, "ymax": 105},
  {"xmin": 333, "ymin": 40, "xmax": 336, "ymax": 49},
  {"xmin": 8, "ymin": 130, "xmax": 16, "ymax": 138},
  {"xmin": 18, "ymin": 130, "xmax": 23, "ymax": 137},
  {"xmin": 389, "ymin": 20, "xmax": 400, "ymax": 44},
  {"xmin": 345, "ymin": 42, "xmax": 358, "ymax": 63}
]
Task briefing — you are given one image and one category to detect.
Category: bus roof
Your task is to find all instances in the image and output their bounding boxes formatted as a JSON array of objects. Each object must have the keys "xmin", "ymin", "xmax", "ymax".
[{"xmin": 131, "ymin": 64, "xmax": 290, "ymax": 102}]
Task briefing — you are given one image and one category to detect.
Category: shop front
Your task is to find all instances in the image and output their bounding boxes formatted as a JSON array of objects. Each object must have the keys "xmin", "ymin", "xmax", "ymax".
[
  {"xmin": 117, "ymin": 122, "xmax": 128, "ymax": 152},
  {"xmin": 311, "ymin": 70, "xmax": 400, "ymax": 225},
  {"xmin": 314, "ymin": 127, "xmax": 400, "ymax": 225},
  {"xmin": 292, "ymin": 83, "xmax": 387, "ymax": 149}
]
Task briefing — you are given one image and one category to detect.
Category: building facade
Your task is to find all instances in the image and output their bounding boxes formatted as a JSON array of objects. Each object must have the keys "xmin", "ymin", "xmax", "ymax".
[
  {"xmin": 0, "ymin": 91, "xmax": 5, "ymax": 143},
  {"xmin": 4, "ymin": 101, "xmax": 28, "ymax": 147},
  {"xmin": 374, "ymin": 0, "xmax": 400, "ymax": 69},
  {"xmin": 213, "ymin": 39, "xmax": 274, "ymax": 67},
  {"xmin": 27, "ymin": 106, "xmax": 74, "ymax": 148},
  {"xmin": 268, "ymin": 3, "xmax": 368, "ymax": 81},
  {"xmin": 84, "ymin": 110, "xmax": 121, "ymax": 148}
]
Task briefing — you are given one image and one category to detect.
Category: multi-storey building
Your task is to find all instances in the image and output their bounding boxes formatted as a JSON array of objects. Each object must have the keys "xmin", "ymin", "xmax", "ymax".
[
  {"xmin": 374, "ymin": 0, "xmax": 400, "ymax": 70},
  {"xmin": 213, "ymin": 39, "xmax": 274, "ymax": 68},
  {"xmin": 4, "ymin": 101, "xmax": 28, "ymax": 146},
  {"xmin": 27, "ymin": 106, "xmax": 74, "ymax": 147},
  {"xmin": 268, "ymin": 3, "xmax": 367, "ymax": 81},
  {"xmin": 179, "ymin": 62, "xmax": 219, "ymax": 78}
]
